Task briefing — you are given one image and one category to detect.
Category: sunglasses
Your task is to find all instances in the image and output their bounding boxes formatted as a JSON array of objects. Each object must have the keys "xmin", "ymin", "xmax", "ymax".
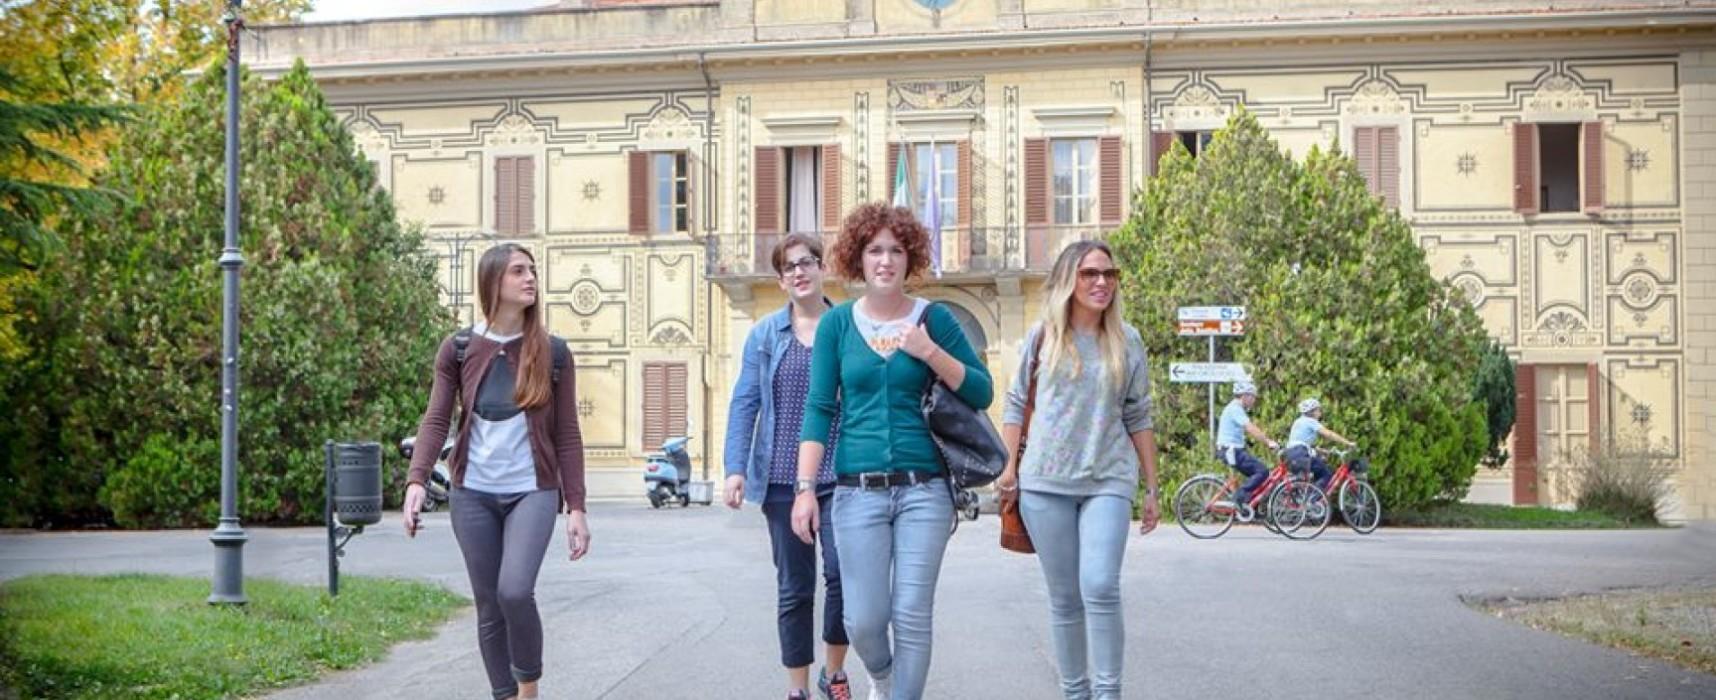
[{"xmin": 1077, "ymin": 268, "xmax": 1122, "ymax": 283}]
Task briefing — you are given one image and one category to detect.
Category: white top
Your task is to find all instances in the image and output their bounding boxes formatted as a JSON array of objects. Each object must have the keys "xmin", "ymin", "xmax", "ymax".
[
  {"xmin": 462, "ymin": 322, "xmax": 538, "ymax": 494},
  {"xmin": 851, "ymin": 297, "xmax": 929, "ymax": 359}
]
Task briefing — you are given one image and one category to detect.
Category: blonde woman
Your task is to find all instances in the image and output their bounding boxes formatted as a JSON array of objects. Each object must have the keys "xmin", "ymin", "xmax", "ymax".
[{"xmin": 997, "ymin": 239, "xmax": 1159, "ymax": 700}]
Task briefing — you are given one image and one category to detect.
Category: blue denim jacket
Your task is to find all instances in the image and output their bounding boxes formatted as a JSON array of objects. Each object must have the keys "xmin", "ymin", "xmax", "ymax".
[{"xmin": 722, "ymin": 300, "xmax": 834, "ymax": 504}]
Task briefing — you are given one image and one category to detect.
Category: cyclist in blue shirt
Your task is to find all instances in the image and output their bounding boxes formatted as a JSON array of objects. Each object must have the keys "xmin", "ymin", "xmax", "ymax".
[
  {"xmin": 1212, "ymin": 381, "xmax": 1279, "ymax": 520},
  {"xmin": 1285, "ymin": 398, "xmax": 1356, "ymax": 491}
]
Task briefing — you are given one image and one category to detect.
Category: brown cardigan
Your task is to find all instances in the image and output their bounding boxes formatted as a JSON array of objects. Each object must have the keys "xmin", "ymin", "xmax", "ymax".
[{"xmin": 407, "ymin": 331, "xmax": 587, "ymax": 512}]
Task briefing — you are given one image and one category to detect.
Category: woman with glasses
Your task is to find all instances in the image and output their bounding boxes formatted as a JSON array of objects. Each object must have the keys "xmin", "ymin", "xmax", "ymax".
[
  {"xmin": 997, "ymin": 240, "xmax": 1159, "ymax": 700},
  {"xmin": 722, "ymin": 232, "xmax": 852, "ymax": 700}
]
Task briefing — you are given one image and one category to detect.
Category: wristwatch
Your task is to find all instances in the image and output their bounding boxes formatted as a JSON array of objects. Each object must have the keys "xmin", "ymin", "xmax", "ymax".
[{"xmin": 794, "ymin": 478, "xmax": 817, "ymax": 495}]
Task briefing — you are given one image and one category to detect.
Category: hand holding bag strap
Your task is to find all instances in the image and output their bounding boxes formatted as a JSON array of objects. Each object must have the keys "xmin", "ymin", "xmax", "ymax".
[{"xmin": 1000, "ymin": 329, "xmax": 1044, "ymax": 554}]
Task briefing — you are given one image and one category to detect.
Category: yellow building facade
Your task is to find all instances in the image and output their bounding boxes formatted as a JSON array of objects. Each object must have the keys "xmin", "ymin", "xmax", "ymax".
[{"xmin": 251, "ymin": 0, "xmax": 1716, "ymax": 518}]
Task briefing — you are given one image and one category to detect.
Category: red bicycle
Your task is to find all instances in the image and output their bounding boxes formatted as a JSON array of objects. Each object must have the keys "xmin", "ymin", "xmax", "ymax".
[
  {"xmin": 1173, "ymin": 451, "xmax": 1331, "ymax": 540},
  {"xmin": 1322, "ymin": 447, "xmax": 1381, "ymax": 534}
]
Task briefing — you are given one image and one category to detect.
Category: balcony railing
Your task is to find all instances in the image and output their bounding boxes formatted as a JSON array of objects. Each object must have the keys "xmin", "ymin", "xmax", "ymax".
[{"xmin": 704, "ymin": 226, "xmax": 1110, "ymax": 281}]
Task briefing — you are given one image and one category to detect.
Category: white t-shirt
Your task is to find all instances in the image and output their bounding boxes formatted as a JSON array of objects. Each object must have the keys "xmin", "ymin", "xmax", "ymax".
[
  {"xmin": 851, "ymin": 297, "xmax": 929, "ymax": 359},
  {"xmin": 462, "ymin": 323, "xmax": 539, "ymax": 494}
]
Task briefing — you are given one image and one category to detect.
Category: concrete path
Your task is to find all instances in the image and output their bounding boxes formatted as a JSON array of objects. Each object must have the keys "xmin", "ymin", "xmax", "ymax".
[{"xmin": 3, "ymin": 504, "xmax": 1714, "ymax": 699}]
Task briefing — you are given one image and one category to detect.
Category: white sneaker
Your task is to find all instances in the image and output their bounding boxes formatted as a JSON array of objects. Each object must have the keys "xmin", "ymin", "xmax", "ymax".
[{"xmin": 867, "ymin": 674, "xmax": 891, "ymax": 700}]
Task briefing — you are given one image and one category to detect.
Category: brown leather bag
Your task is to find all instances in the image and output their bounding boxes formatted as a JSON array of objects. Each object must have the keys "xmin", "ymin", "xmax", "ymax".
[{"xmin": 1000, "ymin": 332, "xmax": 1045, "ymax": 554}]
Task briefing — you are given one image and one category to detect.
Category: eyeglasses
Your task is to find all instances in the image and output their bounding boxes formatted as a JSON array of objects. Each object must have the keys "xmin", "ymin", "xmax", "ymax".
[
  {"xmin": 781, "ymin": 256, "xmax": 821, "ymax": 276},
  {"xmin": 1077, "ymin": 268, "xmax": 1122, "ymax": 284}
]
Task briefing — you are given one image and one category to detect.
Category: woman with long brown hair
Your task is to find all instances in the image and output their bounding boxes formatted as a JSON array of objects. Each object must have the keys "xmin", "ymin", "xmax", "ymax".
[{"xmin": 404, "ymin": 243, "xmax": 590, "ymax": 700}]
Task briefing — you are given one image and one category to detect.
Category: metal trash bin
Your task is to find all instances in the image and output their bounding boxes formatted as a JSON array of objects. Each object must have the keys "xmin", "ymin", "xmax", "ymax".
[{"xmin": 331, "ymin": 442, "xmax": 382, "ymax": 526}]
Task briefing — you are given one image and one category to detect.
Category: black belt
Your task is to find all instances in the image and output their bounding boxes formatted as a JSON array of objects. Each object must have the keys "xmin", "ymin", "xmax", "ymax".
[{"xmin": 836, "ymin": 471, "xmax": 941, "ymax": 490}]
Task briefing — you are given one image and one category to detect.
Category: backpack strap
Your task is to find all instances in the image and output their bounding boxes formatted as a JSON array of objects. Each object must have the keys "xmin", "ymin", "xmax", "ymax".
[
  {"xmin": 453, "ymin": 326, "xmax": 474, "ymax": 368},
  {"xmin": 549, "ymin": 336, "xmax": 570, "ymax": 385}
]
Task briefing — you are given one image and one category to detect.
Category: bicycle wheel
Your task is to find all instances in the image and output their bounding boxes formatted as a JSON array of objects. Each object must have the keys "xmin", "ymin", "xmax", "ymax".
[
  {"xmin": 1174, "ymin": 475, "xmax": 1234, "ymax": 539},
  {"xmin": 1270, "ymin": 481, "xmax": 1331, "ymax": 540},
  {"xmin": 1259, "ymin": 483, "xmax": 1284, "ymax": 536},
  {"xmin": 1339, "ymin": 479, "xmax": 1382, "ymax": 534}
]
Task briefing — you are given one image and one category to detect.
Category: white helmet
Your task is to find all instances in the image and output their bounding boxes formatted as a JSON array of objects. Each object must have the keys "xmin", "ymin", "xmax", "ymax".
[
  {"xmin": 1299, "ymin": 398, "xmax": 1322, "ymax": 415},
  {"xmin": 1233, "ymin": 381, "xmax": 1258, "ymax": 397}
]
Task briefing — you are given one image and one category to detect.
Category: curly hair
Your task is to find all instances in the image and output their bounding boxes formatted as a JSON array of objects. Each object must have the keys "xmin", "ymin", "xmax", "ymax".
[{"xmin": 828, "ymin": 202, "xmax": 932, "ymax": 283}]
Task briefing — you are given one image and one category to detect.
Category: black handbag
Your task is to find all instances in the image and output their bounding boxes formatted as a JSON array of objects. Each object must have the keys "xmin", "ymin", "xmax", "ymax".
[{"xmin": 917, "ymin": 305, "xmax": 1008, "ymax": 489}]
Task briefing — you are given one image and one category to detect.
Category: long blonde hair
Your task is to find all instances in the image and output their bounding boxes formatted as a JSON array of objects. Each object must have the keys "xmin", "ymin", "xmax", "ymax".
[{"xmin": 1036, "ymin": 240, "xmax": 1128, "ymax": 389}]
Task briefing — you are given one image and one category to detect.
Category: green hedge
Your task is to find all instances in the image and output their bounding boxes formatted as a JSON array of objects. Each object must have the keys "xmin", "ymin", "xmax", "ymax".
[{"xmin": 0, "ymin": 60, "xmax": 451, "ymax": 527}]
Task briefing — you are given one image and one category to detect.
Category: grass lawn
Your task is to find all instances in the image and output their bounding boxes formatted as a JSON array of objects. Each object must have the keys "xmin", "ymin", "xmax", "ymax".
[
  {"xmin": 0, "ymin": 574, "xmax": 466, "ymax": 700},
  {"xmin": 1386, "ymin": 502, "xmax": 1648, "ymax": 529},
  {"xmin": 1478, "ymin": 588, "xmax": 1716, "ymax": 675}
]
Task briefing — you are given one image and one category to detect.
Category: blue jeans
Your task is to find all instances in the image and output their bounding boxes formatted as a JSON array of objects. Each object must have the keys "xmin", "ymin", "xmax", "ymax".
[
  {"xmin": 1284, "ymin": 445, "xmax": 1332, "ymax": 490},
  {"xmin": 1220, "ymin": 446, "xmax": 1269, "ymax": 506},
  {"xmin": 1019, "ymin": 491, "xmax": 1131, "ymax": 700},
  {"xmin": 832, "ymin": 479, "xmax": 954, "ymax": 700},
  {"xmin": 762, "ymin": 485, "xmax": 847, "ymax": 668}
]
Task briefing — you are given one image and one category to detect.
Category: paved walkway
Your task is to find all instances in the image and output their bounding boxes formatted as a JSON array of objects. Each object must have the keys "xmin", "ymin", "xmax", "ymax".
[{"xmin": 3, "ymin": 505, "xmax": 1715, "ymax": 699}]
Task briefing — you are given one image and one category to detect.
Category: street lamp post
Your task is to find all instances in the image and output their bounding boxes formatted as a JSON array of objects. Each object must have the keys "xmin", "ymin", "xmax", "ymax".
[{"xmin": 209, "ymin": 0, "xmax": 249, "ymax": 606}]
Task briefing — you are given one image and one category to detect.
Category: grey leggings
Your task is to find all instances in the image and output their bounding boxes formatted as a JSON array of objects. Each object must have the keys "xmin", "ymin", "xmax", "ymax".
[{"xmin": 451, "ymin": 487, "xmax": 560, "ymax": 700}]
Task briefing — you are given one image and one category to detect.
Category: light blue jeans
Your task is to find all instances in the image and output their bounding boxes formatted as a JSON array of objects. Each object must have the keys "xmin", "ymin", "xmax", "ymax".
[
  {"xmin": 1018, "ymin": 491, "xmax": 1132, "ymax": 700},
  {"xmin": 831, "ymin": 479, "xmax": 954, "ymax": 700}
]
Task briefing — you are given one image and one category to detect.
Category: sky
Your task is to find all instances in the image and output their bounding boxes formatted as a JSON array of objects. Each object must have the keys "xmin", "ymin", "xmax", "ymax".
[{"xmin": 301, "ymin": 0, "xmax": 556, "ymax": 23}]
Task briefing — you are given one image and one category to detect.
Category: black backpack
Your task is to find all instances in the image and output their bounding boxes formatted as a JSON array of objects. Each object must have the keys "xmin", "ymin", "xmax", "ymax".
[{"xmin": 452, "ymin": 326, "xmax": 570, "ymax": 386}]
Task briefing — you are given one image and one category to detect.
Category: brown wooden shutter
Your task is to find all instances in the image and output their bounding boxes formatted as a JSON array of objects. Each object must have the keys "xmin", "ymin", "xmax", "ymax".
[
  {"xmin": 886, "ymin": 142, "xmax": 901, "ymax": 204},
  {"xmin": 1353, "ymin": 126, "xmax": 1378, "ymax": 194},
  {"xmin": 1583, "ymin": 121, "xmax": 1605, "ymax": 215},
  {"xmin": 1099, "ymin": 135, "xmax": 1123, "ymax": 225},
  {"xmin": 1586, "ymin": 362, "xmax": 1602, "ymax": 456},
  {"xmin": 956, "ymin": 140, "xmax": 972, "ymax": 230},
  {"xmin": 1150, "ymin": 131, "xmax": 1173, "ymax": 175},
  {"xmin": 1512, "ymin": 363, "xmax": 1538, "ymax": 505},
  {"xmin": 822, "ymin": 143, "xmax": 842, "ymax": 231},
  {"xmin": 516, "ymin": 156, "xmax": 535, "ymax": 234},
  {"xmin": 628, "ymin": 151, "xmax": 649, "ymax": 234},
  {"xmin": 666, "ymin": 362, "xmax": 688, "ymax": 441},
  {"xmin": 1377, "ymin": 126, "xmax": 1400, "ymax": 209},
  {"xmin": 495, "ymin": 156, "xmax": 518, "ymax": 234},
  {"xmin": 754, "ymin": 147, "xmax": 781, "ymax": 234},
  {"xmin": 1513, "ymin": 123, "xmax": 1538, "ymax": 215},
  {"xmin": 642, "ymin": 363, "xmax": 665, "ymax": 451},
  {"xmin": 1024, "ymin": 138, "xmax": 1049, "ymax": 226}
]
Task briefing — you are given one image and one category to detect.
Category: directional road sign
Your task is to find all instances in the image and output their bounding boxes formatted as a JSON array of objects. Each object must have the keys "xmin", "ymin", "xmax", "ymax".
[{"xmin": 1168, "ymin": 362, "xmax": 1250, "ymax": 383}]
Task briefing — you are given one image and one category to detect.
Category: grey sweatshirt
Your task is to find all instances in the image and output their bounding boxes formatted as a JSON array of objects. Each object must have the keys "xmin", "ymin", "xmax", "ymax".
[{"xmin": 1002, "ymin": 322, "xmax": 1154, "ymax": 499}]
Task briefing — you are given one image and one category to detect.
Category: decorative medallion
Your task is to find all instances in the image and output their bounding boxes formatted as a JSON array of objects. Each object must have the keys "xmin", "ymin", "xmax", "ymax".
[
  {"xmin": 1456, "ymin": 153, "xmax": 1477, "ymax": 176},
  {"xmin": 641, "ymin": 107, "xmax": 695, "ymax": 141},
  {"xmin": 1631, "ymin": 403, "xmax": 1653, "ymax": 426},
  {"xmin": 1452, "ymin": 275, "xmax": 1485, "ymax": 306},
  {"xmin": 582, "ymin": 180, "xmax": 602, "ymax": 201},
  {"xmin": 1627, "ymin": 149, "xmax": 1650, "ymax": 172},
  {"xmin": 487, "ymin": 114, "xmax": 541, "ymax": 146},
  {"xmin": 428, "ymin": 186, "xmax": 446, "ymax": 205},
  {"xmin": 1526, "ymin": 75, "xmax": 1594, "ymax": 114},
  {"xmin": 570, "ymin": 280, "xmax": 602, "ymax": 316},
  {"xmin": 1347, "ymin": 80, "xmax": 1405, "ymax": 115},
  {"xmin": 888, "ymin": 78, "xmax": 985, "ymax": 112},
  {"xmin": 1620, "ymin": 272, "xmax": 1657, "ymax": 309},
  {"xmin": 651, "ymin": 326, "xmax": 691, "ymax": 345},
  {"xmin": 579, "ymin": 398, "xmax": 595, "ymax": 418}
]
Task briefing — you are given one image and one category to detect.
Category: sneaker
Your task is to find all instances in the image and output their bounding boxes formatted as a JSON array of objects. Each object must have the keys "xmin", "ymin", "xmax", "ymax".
[
  {"xmin": 1235, "ymin": 503, "xmax": 1255, "ymax": 523},
  {"xmin": 1209, "ymin": 499, "xmax": 1236, "ymax": 514},
  {"xmin": 789, "ymin": 691, "xmax": 810, "ymax": 700},
  {"xmin": 867, "ymin": 674, "xmax": 891, "ymax": 700},
  {"xmin": 819, "ymin": 668, "xmax": 851, "ymax": 700}
]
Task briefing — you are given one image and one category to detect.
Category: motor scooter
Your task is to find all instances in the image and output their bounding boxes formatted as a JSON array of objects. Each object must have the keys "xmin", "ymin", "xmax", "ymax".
[
  {"xmin": 644, "ymin": 436, "xmax": 712, "ymax": 508},
  {"xmin": 397, "ymin": 435, "xmax": 455, "ymax": 512}
]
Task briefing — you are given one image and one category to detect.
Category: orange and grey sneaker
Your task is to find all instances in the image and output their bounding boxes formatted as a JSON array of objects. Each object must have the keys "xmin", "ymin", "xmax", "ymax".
[{"xmin": 819, "ymin": 668, "xmax": 852, "ymax": 700}]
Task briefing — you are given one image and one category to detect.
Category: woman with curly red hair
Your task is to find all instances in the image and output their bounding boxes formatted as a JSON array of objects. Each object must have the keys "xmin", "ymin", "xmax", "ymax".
[{"xmin": 790, "ymin": 202, "xmax": 993, "ymax": 700}]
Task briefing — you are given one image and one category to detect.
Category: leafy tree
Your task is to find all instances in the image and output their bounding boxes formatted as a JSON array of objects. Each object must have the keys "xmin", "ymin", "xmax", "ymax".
[
  {"xmin": 1472, "ymin": 339, "xmax": 1516, "ymax": 469},
  {"xmin": 3, "ymin": 60, "xmax": 451, "ymax": 527},
  {"xmin": 0, "ymin": 67, "xmax": 129, "ymax": 271},
  {"xmin": 1109, "ymin": 110, "xmax": 1493, "ymax": 511}
]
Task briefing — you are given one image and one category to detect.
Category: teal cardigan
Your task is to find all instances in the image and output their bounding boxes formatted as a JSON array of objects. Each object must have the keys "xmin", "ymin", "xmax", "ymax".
[{"xmin": 800, "ymin": 301, "xmax": 994, "ymax": 475}]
